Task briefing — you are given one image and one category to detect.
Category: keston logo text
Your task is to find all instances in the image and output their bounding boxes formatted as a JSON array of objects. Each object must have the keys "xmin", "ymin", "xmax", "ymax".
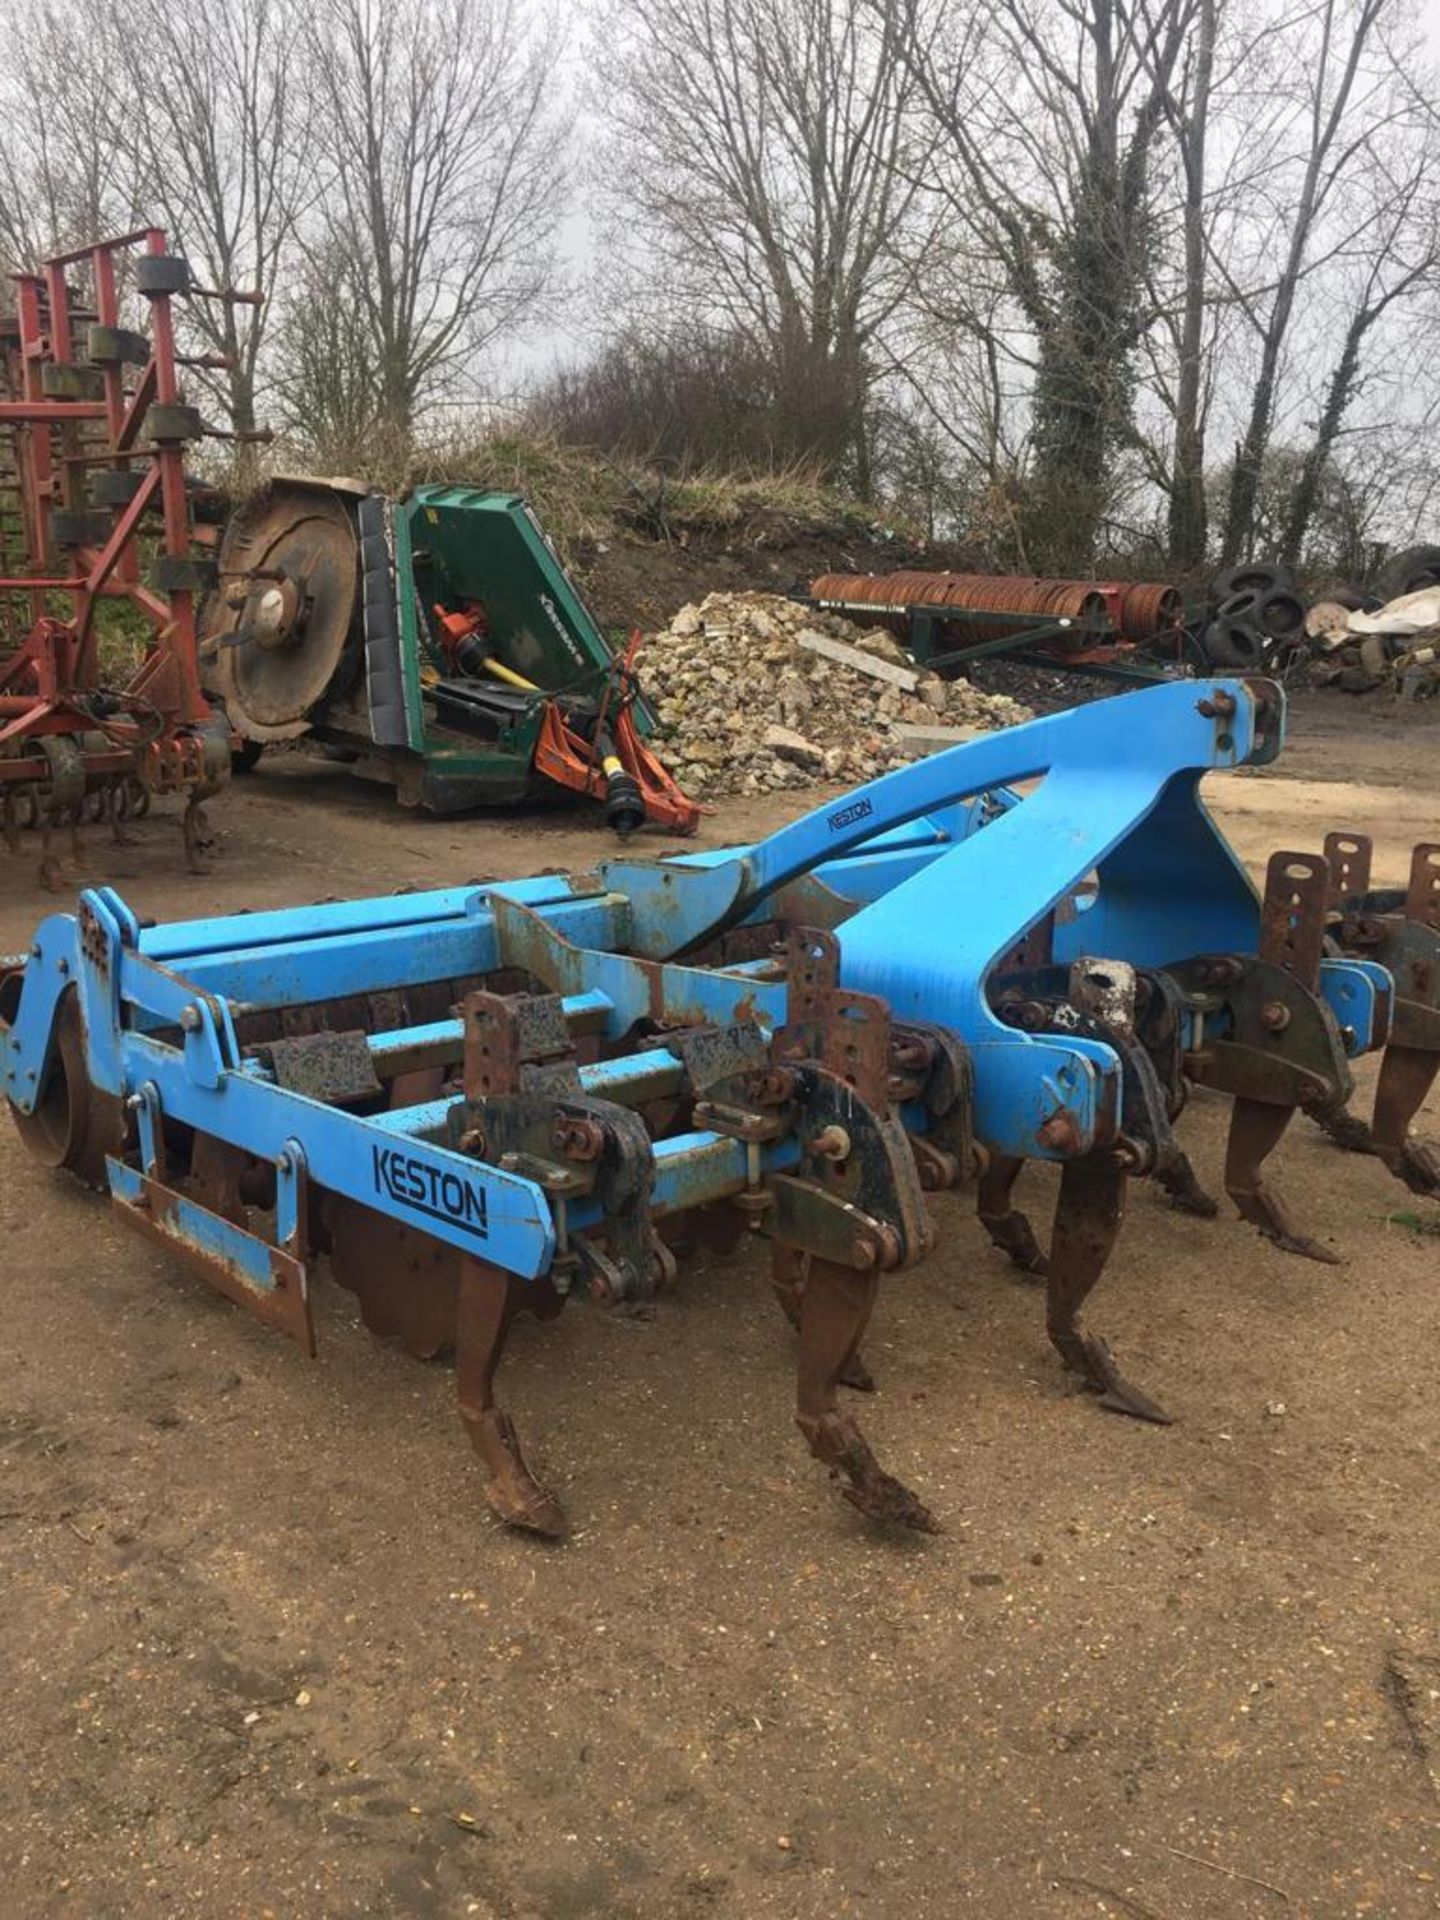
[
  {"xmin": 371, "ymin": 1146, "xmax": 489, "ymax": 1238},
  {"xmin": 827, "ymin": 795, "xmax": 874, "ymax": 834}
]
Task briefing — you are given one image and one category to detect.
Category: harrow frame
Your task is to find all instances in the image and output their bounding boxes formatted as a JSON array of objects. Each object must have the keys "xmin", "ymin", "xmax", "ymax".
[{"xmin": 0, "ymin": 227, "xmax": 253, "ymax": 877}]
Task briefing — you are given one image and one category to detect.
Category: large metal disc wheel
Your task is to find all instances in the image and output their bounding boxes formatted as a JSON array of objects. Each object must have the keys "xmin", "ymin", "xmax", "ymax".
[
  {"xmin": 203, "ymin": 483, "xmax": 361, "ymax": 741},
  {"xmin": 6, "ymin": 990, "xmax": 124, "ymax": 1189}
]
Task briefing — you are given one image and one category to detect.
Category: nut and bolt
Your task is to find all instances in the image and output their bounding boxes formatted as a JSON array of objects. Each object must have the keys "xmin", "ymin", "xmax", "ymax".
[
  {"xmin": 808, "ymin": 1124, "xmax": 851, "ymax": 1162},
  {"xmin": 553, "ymin": 1116, "xmax": 604, "ymax": 1162},
  {"xmin": 757, "ymin": 1068, "xmax": 798, "ymax": 1104},
  {"xmin": 890, "ymin": 1037, "xmax": 930, "ymax": 1071},
  {"xmin": 1195, "ymin": 692, "xmax": 1237, "ymax": 719},
  {"xmin": 1036, "ymin": 1110, "xmax": 1083, "ymax": 1154},
  {"xmin": 1260, "ymin": 1000, "xmax": 1291, "ymax": 1033},
  {"xmin": 179, "ymin": 1004, "xmax": 202, "ymax": 1032}
]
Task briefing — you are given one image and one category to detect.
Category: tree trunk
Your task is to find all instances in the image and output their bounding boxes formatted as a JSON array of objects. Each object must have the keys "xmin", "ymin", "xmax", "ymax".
[
  {"xmin": 1278, "ymin": 315, "xmax": 1365, "ymax": 567},
  {"xmin": 1167, "ymin": 0, "xmax": 1214, "ymax": 570},
  {"xmin": 1220, "ymin": 0, "xmax": 1384, "ymax": 564}
]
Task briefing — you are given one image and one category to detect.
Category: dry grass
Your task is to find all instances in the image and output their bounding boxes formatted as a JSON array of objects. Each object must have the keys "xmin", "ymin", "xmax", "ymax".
[{"xmin": 251, "ymin": 427, "xmax": 900, "ymax": 563}]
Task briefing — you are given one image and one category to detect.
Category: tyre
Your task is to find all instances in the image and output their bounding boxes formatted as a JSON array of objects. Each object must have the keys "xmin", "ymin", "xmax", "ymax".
[
  {"xmin": 1214, "ymin": 560, "xmax": 1296, "ymax": 600},
  {"xmin": 1216, "ymin": 587, "xmax": 1263, "ymax": 624},
  {"xmin": 1202, "ymin": 618, "xmax": 1265, "ymax": 669},
  {"xmin": 1251, "ymin": 588, "xmax": 1306, "ymax": 640},
  {"xmin": 1371, "ymin": 544, "xmax": 1440, "ymax": 603},
  {"xmin": 232, "ymin": 739, "xmax": 264, "ymax": 775}
]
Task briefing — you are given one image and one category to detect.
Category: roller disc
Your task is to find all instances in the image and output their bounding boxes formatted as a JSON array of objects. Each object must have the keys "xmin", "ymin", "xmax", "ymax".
[
  {"xmin": 204, "ymin": 483, "xmax": 361, "ymax": 741},
  {"xmin": 6, "ymin": 990, "xmax": 125, "ymax": 1189}
]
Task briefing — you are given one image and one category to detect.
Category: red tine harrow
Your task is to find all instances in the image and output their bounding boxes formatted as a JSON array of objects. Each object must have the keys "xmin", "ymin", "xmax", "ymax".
[{"xmin": 0, "ymin": 227, "xmax": 261, "ymax": 883}]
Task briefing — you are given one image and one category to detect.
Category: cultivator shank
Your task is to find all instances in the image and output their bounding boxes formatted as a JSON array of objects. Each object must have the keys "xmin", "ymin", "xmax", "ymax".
[
  {"xmin": 3, "ymin": 677, "xmax": 1432, "ymax": 1538},
  {"xmin": 1315, "ymin": 834, "xmax": 1440, "ymax": 1194}
]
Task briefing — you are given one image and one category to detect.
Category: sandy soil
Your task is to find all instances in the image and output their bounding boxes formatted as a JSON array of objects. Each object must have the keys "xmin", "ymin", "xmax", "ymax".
[{"xmin": 0, "ymin": 688, "xmax": 1436, "ymax": 1919}]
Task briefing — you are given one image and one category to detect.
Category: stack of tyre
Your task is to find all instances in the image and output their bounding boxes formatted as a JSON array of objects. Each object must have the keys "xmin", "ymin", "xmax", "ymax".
[{"xmin": 1201, "ymin": 562, "xmax": 1307, "ymax": 669}]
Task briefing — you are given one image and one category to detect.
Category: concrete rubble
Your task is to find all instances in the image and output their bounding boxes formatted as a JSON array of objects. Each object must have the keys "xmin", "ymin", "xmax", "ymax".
[{"xmin": 642, "ymin": 591, "xmax": 1032, "ymax": 796}]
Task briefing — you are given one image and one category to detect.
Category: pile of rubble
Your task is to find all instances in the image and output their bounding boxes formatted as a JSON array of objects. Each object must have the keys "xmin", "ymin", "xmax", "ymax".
[{"xmin": 642, "ymin": 592, "xmax": 1032, "ymax": 797}]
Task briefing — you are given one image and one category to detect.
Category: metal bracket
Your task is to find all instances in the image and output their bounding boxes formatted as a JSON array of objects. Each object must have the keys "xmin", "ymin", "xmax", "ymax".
[
  {"xmin": 1259, "ymin": 850, "xmax": 1329, "ymax": 990},
  {"xmin": 255, "ymin": 1029, "xmax": 382, "ymax": 1105}
]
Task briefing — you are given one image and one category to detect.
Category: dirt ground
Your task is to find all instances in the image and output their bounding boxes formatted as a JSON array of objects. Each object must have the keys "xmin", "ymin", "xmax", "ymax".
[{"xmin": 1, "ymin": 688, "xmax": 1437, "ymax": 1920}]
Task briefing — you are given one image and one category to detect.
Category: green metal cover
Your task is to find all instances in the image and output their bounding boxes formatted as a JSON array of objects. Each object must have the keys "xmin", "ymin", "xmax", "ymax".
[
  {"xmin": 402, "ymin": 488, "xmax": 620, "ymax": 691},
  {"xmin": 371, "ymin": 488, "xmax": 651, "ymax": 810}
]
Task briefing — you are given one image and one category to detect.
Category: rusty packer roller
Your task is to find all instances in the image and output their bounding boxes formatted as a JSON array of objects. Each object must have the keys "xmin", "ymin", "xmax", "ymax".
[{"xmin": 810, "ymin": 569, "xmax": 1185, "ymax": 659}]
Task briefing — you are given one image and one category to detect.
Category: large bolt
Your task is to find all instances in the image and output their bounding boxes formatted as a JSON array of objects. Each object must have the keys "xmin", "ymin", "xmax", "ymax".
[
  {"xmin": 1036, "ymin": 1109, "xmax": 1083, "ymax": 1154},
  {"xmin": 808, "ymin": 1124, "xmax": 851, "ymax": 1162},
  {"xmin": 1260, "ymin": 1001, "xmax": 1290, "ymax": 1033},
  {"xmin": 179, "ymin": 1004, "xmax": 202, "ymax": 1032},
  {"xmin": 757, "ymin": 1067, "xmax": 799, "ymax": 1105},
  {"xmin": 553, "ymin": 1116, "xmax": 604, "ymax": 1162},
  {"xmin": 1196, "ymin": 692, "xmax": 1237, "ymax": 719}
]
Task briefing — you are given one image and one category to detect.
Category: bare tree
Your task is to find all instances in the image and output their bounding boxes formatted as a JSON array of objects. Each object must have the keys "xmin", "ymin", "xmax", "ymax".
[
  {"xmin": 885, "ymin": 0, "xmax": 1201, "ymax": 568},
  {"xmin": 1277, "ymin": 144, "xmax": 1440, "ymax": 565},
  {"xmin": 1152, "ymin": 0, "xmax": 1217, "ymax": 569},
  {"xmin": 267, "ymin": 238, "xmax": 383, "ymax": 465},
  {"xmin": 597, "ymin": 0, "xmax": 938, "ymax": 494},
  {"xmin": 100, "ymin": 0, "xmax": 309, "ymax": 450},
  {"xmin": 298, "ymin": 0, "xmax": 564, "ymax": 446},
  {"xmin": 1218, "ymin": 0, "xmax": 1402, "ymax": 563},
  {"xmin": 0, "ymin": 0, "xmax": 136, "ymax": 271}
]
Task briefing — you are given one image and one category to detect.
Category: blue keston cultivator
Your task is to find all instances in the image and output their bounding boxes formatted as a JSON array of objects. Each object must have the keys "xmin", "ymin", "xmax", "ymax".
[{"xmin": 3, "ymin": 678, "xmax": 1436, "ymax": 1535}]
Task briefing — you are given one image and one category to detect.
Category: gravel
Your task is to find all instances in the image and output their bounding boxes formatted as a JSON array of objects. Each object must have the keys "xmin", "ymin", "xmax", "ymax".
[{"xmin": 641, "ymin": 591, "xmax": 1032, "ymax": 797}]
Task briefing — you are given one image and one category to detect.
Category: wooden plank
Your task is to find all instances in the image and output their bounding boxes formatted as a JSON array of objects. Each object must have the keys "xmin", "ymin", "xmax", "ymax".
[
  {"xmin": 797, "ymin": 630, "xmax": 919, "ymax": 691},
  {"xmin": 893, "ymin": 723, "xmax": 983, "ymax": 755}
]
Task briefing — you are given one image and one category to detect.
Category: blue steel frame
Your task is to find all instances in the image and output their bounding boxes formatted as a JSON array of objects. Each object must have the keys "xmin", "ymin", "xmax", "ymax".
[{"xmin": 0, "ymin": 677, "xmax": 1392, "ymax": 1309}]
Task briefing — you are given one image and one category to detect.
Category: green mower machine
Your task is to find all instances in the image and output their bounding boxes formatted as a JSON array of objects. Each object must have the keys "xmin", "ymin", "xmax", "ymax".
[{"xmin": 201, "ymin": 478, "xmax": 697, "ymax": 833}]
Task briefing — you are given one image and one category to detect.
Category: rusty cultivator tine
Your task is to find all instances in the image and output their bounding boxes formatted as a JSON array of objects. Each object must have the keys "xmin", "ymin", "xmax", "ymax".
[
  {"xmin": 1169, "ymin": 851, "xmax": 1354, "ymax": 1262},
  {"xmin": 1047, "ymin": 1158, "xmax": 1170, "ymax": 1424},
  {"xmin": 781, "ymin": 1246, "xmax": 937, "ymax": 1531},
  {"xmin": 977, "ymin": 1152, "xmax": 1049, "ymax": 1274},
  {"xmin": 456, "ymin": 1261, "xmax": 568, "ymax": 1538}
]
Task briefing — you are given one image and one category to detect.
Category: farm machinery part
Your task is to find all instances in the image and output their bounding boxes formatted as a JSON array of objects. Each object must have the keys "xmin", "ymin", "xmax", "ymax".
[
  {"xmin": 809, "ymin": 560, "xmax": 1308, "ymax": 682},
  {"xmin": 0, "ymin": 227, "xmax": 263, "ymax": 882},
  {"xmin": 808, "ymin": 569, "xmax": 1194, "ymax": 683},
  {"xmin": 1312, "ymin": 833, "xmax": 1440, "ymax": 1195},
  {"xmin": 202, "ymin": 480, "xmax": 697, "ymax": 836},
  {"xmin": 0, "ymin": 677, "xmax": 1415, "ymax": 1539}
]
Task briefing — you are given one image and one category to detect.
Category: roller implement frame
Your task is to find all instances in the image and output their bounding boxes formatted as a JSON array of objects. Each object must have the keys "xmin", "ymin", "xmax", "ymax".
[{"xmin": 3, "ymin": 675, "xmax": 1431, "ymax": 1537}]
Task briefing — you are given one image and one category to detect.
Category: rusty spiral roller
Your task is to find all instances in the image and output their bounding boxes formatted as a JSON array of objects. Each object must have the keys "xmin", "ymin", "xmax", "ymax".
[{"xmin": 811, "ymin": 571, "xmax": 1182, "ymax": 648}]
